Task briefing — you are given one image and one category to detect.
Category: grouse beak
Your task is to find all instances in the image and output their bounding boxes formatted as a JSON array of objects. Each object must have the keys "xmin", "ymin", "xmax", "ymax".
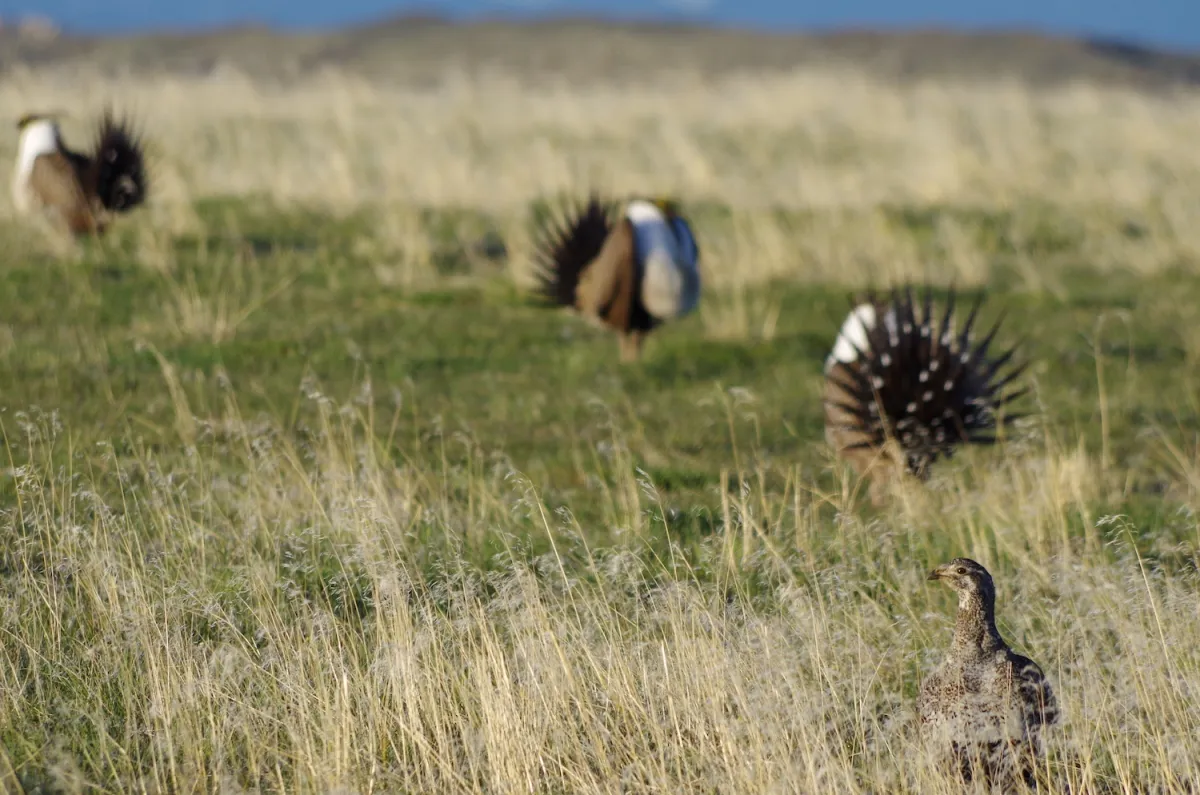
[{"xmin": 927, "ymin": 564, "xmax": 947, "ymax": 581}]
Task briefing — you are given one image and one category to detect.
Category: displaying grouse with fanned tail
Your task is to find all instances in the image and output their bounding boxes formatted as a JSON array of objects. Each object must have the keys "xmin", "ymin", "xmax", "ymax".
[
  {"xmin": 823, "ymin": 285, "xmax": 1028, "ymax": 504},
  {"xmin": 920, "ymin": 558, "xmax": 1059, "ymax": 790},
  {"xmin": 532, "ymin": 193, "xmax": 701, "ymax": 362},
  {"xmin": 12, "ymin": 107, "xmax": 149, "ymax": 237}
]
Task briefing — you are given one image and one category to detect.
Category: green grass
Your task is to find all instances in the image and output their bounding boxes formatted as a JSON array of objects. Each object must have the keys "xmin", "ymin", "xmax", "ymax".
[
  {"xmin": 1, "ymin": 197, "xmax": 1199, "ymax": 792},
  {"xmin": 2, "ymin": 200, "xmax": 1196, "ymax": 516},
  {"xmin": 0, "ymin": 197, "xmax": 1197, "ymax": 571}
]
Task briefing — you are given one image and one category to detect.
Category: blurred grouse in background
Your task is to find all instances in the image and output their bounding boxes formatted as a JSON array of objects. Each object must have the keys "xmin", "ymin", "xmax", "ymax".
[
  {"xmin": 12, "ymin": 107, "xmax": 148, "ymax": 237},
  {"xmin": 533, "ymin": 193, "xmax": 701, "ymax": 362},
  {"xmin": 823, "ymin": 285, "xmax": 1028, "ymax": 504}
]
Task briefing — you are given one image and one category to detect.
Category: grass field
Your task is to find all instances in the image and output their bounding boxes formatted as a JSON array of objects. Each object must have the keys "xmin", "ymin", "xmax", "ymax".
[{"xmin": 0, "ymin": 63, "xmax": 1199, "ymax": 793}]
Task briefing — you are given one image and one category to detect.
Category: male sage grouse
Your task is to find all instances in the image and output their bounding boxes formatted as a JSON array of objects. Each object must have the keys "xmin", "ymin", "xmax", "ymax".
[
  {"xmin": 920, "ymin": 558, "xmax": 1058, "ymax": 789},
  {"xmin": 533, "ymin": 193, "xmax": 700, "ymax": 362},
  {"xmin": 823, "ymin": 285, "xmax": 1027, "ymax": 505},
  {"xmin": 11, "ymin": 108, "xmax": 148, "ymax": 237}
]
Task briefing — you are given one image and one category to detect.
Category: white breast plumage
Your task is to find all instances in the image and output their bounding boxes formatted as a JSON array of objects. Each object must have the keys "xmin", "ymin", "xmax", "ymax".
[
  {"xmin": 826, "ymin": 303, "xmax": 899, "ymax": 372},
  {"xmin": 12, "ymin": 119, "xmax": 61, "ymax": 213},
  {"xmin": 626, "ymin": 199, "xmax": 701, "ymax": 321}
]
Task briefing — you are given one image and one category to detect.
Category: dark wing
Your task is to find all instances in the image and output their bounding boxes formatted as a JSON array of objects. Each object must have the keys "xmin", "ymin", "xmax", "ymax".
[{"xmin": 1009, "ymin": 652, "xmax": 1058, "ymax": 730}]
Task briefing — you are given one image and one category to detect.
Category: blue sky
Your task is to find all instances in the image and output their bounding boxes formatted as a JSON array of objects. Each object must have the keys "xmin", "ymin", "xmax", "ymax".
[{"xmin": 4, "ymin": 0, "xmax": 1197, "ymax": 52}]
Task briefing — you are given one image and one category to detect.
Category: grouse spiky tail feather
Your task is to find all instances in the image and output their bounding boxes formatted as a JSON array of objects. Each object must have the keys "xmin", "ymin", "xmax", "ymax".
[
  {"xmin": 86, "ymin": 107, "xmax": 148, "ymax": 214},
  {"xmin": 532, "ymin": 193, "xmax": 621, "ymax": 310},
  {"xmin": 823, "ymin": 285, "xmax": 1028, "ymax": 501}
]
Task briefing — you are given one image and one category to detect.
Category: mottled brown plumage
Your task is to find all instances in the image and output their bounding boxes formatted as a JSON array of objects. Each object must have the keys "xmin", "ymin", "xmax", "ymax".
[{"xmin": 920, "ymin": 558, "xmax": 1058, "ymax": 790}]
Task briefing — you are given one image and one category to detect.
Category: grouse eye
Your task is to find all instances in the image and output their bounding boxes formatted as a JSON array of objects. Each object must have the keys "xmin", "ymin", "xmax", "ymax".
[{"xmin": 955, "ymin": 566, "xmax": 967, "ymax": 575}]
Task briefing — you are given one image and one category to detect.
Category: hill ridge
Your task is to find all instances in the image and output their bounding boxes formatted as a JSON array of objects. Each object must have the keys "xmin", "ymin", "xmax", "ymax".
[{"xmin": 2, "ymin": 17, "xmax": 1198, "ymax": 90}]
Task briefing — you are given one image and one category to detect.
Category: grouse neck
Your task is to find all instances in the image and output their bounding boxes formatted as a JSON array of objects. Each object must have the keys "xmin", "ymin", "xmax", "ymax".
[{"xmin": 951, "ymin": 588, "xmax": 1005, "ymax": 660}]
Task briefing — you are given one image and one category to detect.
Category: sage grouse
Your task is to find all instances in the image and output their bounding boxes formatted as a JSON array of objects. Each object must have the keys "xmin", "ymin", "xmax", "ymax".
[
  {"xmin": 920, "ymin": 558, "xmax": 1058, "ymax": 789},
  {"xmin": 12, "ymin": 108, "xmax": 148, "ymax": 237},
  {"xmin": 823, "ymin": 285, "xmax": 1027, "ymax": 505},
  {"xmin": 533, "ymin": 193, "xmax": 700, "ymax": 362}
]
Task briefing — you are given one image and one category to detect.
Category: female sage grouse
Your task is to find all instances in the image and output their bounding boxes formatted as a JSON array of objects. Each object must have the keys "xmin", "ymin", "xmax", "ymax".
[
  {"xmin": 920, "ymin": 558, "xmax": 1058, "ymax": 789},
  {"xmin": 11, "ymin": 108, "xmax": 148, "ymax": 237},
  {"xmin": 533, "ymin": 193, "xmax": 700, "ymax": 362},
  {"xmin": 823, "ymin": 285, "xmax": 1027, "ymax": 504}
]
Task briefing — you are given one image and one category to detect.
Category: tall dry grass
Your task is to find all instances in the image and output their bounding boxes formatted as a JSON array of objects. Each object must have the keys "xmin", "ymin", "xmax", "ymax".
[
  {"xmin": 0, "ymin": 387, "xmax": 1196, "ymax": 793},
  {"xmin": 2, "ymin": 67, "xmax": 1197, "ymax": 210}
]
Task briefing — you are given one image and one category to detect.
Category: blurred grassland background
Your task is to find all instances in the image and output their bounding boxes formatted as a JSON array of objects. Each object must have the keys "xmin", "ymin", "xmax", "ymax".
[{"xmin": 0, "ymin": 19, "xmax": 1199, "ymax": 794}]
